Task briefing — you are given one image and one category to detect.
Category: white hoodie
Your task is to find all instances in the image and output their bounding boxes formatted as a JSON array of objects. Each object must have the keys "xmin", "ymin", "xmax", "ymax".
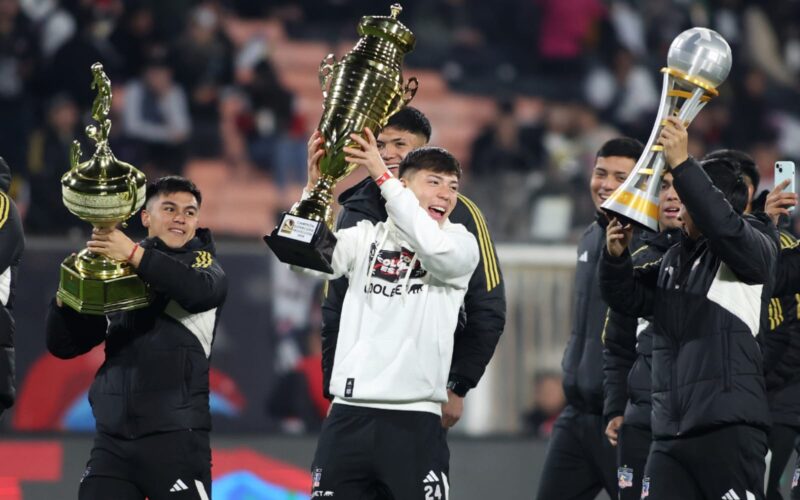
[{"xmin": 293, "ymin": 177, "xmax": 479, "ymax": 415}]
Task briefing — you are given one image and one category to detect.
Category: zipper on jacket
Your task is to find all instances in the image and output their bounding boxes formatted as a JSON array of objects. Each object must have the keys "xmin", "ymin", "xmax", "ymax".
[
  {"xmin": 124, "ymin": 346, "xmax": 134, "ymax": 438},
  {"xmin": 670, "ymin": 296, "xmax": 682, "ymax": 432},
  {"xmin": 721, "ymin": 316, "xmax": 732, "ymax": 392}
]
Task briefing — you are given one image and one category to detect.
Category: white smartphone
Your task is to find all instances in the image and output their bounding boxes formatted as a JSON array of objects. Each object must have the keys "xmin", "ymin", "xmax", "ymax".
[{"xmin": 775, "ymin": 161, "xmax": 796, "ymax": 212}]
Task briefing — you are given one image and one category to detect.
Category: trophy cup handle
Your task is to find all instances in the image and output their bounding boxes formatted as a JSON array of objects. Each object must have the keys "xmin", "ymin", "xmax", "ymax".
[
  {"xmin": 125, "ymin": 173, "xmax": 139, "ymax": 218},
  {"xmin": 69, "ymin": 140, "xmax": 82, "ymax": 171},
  {"xmin": 319, "ymin": 54, "xmax": 337, "ymax": 99},
  {"xmin": 401, "ymin": 77, "xmax": 419, "ymax": 107}
]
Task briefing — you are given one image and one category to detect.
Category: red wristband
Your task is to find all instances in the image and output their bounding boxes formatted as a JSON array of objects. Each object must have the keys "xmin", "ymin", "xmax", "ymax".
[
  {"xmin": 374, "ymin": 171, "xmax": 393, "ymax": 187},
  {"xmin": 127, "ymin": 243, "xmax": 139, "ymax": 262}
]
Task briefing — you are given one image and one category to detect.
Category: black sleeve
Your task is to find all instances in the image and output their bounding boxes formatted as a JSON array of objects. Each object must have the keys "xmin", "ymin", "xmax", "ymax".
[
  {"xmin": 135, "ymin": 248, "xmax": 227, "ymax": 313},
  {"xmin": 602, "ymin": 307, "xmax": 637, "ymax": 420},
  {"xmin": 447, "ymin": 196, "xmax": 506, "ymax": 390},
  {"xmin": 766, "ymin": 294, "xmax": 800, "ymax": 388},
  {"xmin": 320, "ymin": 205, "xmax": 371, "ymax": 399},
  {"xmin": 0, "ymin": 196, "xmax": 23, "ymax": 411},
  {"xmin": 774, "ymin": 247, "xmax": 800, "ymax": 296},
  {"xmin": 599, "ymin": 248, "xmax": 656, "ymax": 319},
  {"xmin": 0, "ymin": 308, "xmax": 13, "ymax": 411},
  {"xmin": 45, "ymin": 298, "xmax": 108, "ymax": 359},
  {"xmin": 671, "ymin": 158, "xmax": 777, "ymax": 285},
  {"xmin": 0, "ymin": 195, "xmax": 24, "ymax": 277}
]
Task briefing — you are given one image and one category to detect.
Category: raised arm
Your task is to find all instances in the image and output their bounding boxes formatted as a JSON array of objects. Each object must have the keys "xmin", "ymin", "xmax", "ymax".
[
  {"xmin": 135, "ymin": 248, "xmax": 227, "ymax": 313},
  {"xmin": 660, "ymin": 117, "xmax": 777, "ymax": 284}
]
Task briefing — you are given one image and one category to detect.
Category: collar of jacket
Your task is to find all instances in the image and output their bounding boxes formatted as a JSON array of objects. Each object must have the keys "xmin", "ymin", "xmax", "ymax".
[
  {"xmin": 338, "ymin": 176, "xmax": 388, "ymax": 222},
  {"xmin": 642, "ymin": 227, "xmax": 682, "ymax": 251}
]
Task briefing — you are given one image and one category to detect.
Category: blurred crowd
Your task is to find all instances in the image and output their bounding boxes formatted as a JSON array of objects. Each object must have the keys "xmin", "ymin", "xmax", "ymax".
[{"xmin": 3, "ymin": 0, "xmax": 800, "ymax": 241}]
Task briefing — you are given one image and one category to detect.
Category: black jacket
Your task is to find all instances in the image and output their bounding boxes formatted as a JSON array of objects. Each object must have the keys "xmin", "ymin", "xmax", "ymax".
[
  {"xmin": 46, "ymin": 229, "xmax": 227, "ymax": 438},
  {"xmin": 602, "ymin": 228, "xmax": 680, "ymax": 429},
  {"xmin": 0, "ymin": 157, "xmax": 24, "ymax": 416},
  {"xmin": 600, "ymin": 158, "xmax": 777, "ymax": 438},
  {"xmin": 765, "ymin": 231, "xmax": 800, "ymax": 427},
  {"xmin": 320, "ymin": 176, "xmax": 506, "ymax": 397}
]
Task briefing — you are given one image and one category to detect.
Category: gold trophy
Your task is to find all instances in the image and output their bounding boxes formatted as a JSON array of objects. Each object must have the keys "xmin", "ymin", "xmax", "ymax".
[
  {"xmin": 57, "ymin": 62, "xmax": 149, "ymax": 314},
  {"xmin": 264, "ymin": 3, "xmax": 418, "ymax": 272},
  {"xmin": 602, "ymin": 27, "xmax": 732, "ymax": 230}
]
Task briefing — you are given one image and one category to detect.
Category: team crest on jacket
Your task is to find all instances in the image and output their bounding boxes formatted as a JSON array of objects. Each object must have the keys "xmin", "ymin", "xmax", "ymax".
[
  {"xmin": 618, "ymin": 467, "xmax": 633, "ymax": 489},
  {"xmin": 312, "ymin": 467, "xmax": 323, "ymax": 488},
  {"xmin": 368, "ymin": 243, "xmax": 426, "ymax": 282}
]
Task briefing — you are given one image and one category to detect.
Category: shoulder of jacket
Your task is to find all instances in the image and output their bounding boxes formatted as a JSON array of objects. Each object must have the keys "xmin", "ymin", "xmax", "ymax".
[
  {"xmin": 779, "ymin": 230, "xmax": 799, "ymax": 250},
  {"xmin": 0, "ymin": 191, "xmax": 12, "ymax": 230},
  {"xmin": 454, "ymin": 194, "xmax": 502, "ymax": 291}
]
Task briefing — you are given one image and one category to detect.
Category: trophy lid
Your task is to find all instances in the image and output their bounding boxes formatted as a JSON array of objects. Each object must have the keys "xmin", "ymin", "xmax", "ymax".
[{"xmin": 358, "ymin": 3, "xmax": 416, "ymax": 53}]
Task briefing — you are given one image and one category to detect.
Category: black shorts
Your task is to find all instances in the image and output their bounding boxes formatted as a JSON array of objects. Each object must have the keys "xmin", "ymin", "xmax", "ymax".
[
  {"xmin": 643, "ymin": 424, "xmax": 767, "ymax": 500},
  {"xmin": 79, "ymin": 430, "xmax": 211, "ymax": 500},
  {"xmin": 311, "ymin": 403, "xmax": 450, "ymax": 499}
]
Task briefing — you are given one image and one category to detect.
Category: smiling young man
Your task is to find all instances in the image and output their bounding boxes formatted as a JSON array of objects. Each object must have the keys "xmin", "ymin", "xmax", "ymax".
[
  {"xmin": 601, "ymin": 172, "xmax": 683, "ymax": 500},
  {"xmin": 46, "ymin": 176, "xmax": 227, "ymax": 500},
  {"xmin": 295, "ymin": 129, "xmax": 478, "ymax": 499},
  {"xmin": 314, "ymin": 107, "xmax": 505, "ymax": 438},
  {"xmin": 536, "ymin": 137, "xmax": 643, "ymax": 500}
]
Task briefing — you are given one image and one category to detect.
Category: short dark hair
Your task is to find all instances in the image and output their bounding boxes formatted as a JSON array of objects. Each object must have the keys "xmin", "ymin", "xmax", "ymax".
[
  {"xmin": 145, "ymin": 176, "xmax": 202, "ymax": 208},
  {"xmin": 700, "ymin": 158, "xmax": 749, "ymax": 214},
  {"xmin": 703, "ymin": 149, "xmax": 759, "ymax": 190},
  {"xmin": 384, "ymin": 106, "xmax": 432, "ymax": 142},
  {"xmin": 398, "ymin": 147, "xmax": 461, "ymax": 180},
  {"xmin": 596, "ymin": 137, "xmax": 644, "ymax": 161}
]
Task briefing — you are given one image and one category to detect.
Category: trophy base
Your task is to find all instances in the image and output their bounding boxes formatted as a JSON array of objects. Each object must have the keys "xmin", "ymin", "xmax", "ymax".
[
  {"xmin": 58, "ymin": 254, "xmax": 151, "ymax": 315},
  {"xmin": 263, "ymin": 212, "xmax": 337, "ymax": 274}
]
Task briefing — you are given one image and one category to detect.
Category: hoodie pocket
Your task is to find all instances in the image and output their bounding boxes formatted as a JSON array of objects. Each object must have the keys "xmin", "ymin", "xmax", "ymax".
[{"xmin": 332, "ymin": 337, "xmax": 438, "ymax": 401}]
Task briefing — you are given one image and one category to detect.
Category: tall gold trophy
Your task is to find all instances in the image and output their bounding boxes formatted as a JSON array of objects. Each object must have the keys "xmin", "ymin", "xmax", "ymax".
[
  {"xmin": 602, "ymin": 27, "xmax": 732, "ymax": 230},
  {"xmin": 57, "ymin": 62, "xmax": 150, "ymax": 314},
  {"xmin": 264, "ymin": 4, "xmax": 418, "ymax": 272}
]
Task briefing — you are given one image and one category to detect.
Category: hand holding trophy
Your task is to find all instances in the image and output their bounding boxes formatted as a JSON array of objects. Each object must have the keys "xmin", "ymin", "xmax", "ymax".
[
  {"xmin": 264, "ymin": 4, "xmax": 418, "ymax": 273},
  {"xmin": 58, "ymin": 62, "xmax": 150, "ymax": 314},
  {"xmin": 601, "ymin": 28, "xmax": 732, "ymax": 231}
]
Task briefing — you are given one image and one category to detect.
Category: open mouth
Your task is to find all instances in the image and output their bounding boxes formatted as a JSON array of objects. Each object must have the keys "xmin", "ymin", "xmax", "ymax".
[
  {"xmin": 663, "ymin": 207, "xmax": 681, "ymax": 218},
  {"xmin": 428, "ymin": 206, "xmax": 446, "ymax": 220},
  {"xmin": 169, "ymin": 228, "xmax": 186, "ymax": 235}
]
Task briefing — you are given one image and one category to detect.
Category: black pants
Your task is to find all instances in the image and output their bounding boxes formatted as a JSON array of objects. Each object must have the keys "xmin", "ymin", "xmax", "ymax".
[
  {"xmin": 79, "ymin": 430, "xmax": 211, "ymax": 500},
  {"xmin": 616, "ymin": 424, "xmax": 651, "ymax": 500},
  {"xmin": 535, "ymin": 406, "xmax": 618, "ymax": 500},
  {"xmin": 643, "ymin": 424, "xmax": 767, "ymax": 500},
  {"xmin": 311, "ymin": 403, "xmax": 449, "ymax": 499},
  {"xmin": 767, "ymin": 424, "xmax": 800, "ymax": 500}
]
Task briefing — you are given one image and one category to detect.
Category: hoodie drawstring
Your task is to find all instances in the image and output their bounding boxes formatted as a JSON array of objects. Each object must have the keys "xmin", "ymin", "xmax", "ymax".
[{"xmin": 399, "ymin": 253, "xmax": 418, "ymax": 304}]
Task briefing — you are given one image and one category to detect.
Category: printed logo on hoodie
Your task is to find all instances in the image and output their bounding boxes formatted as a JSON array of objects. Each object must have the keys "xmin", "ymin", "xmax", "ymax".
[{"xmin": 368, "ymin": 243, "xmax": 427, "ymax": 283}]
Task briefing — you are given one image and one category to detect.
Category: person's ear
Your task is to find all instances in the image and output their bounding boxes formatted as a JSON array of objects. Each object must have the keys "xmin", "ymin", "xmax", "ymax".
[
  {"xmin": 141, "ymin": 209, "xmax": 150, "ymax": 228},
  {"xmin": 400, "ymin": 178, "xmax": 408, "ymax": 187}
]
